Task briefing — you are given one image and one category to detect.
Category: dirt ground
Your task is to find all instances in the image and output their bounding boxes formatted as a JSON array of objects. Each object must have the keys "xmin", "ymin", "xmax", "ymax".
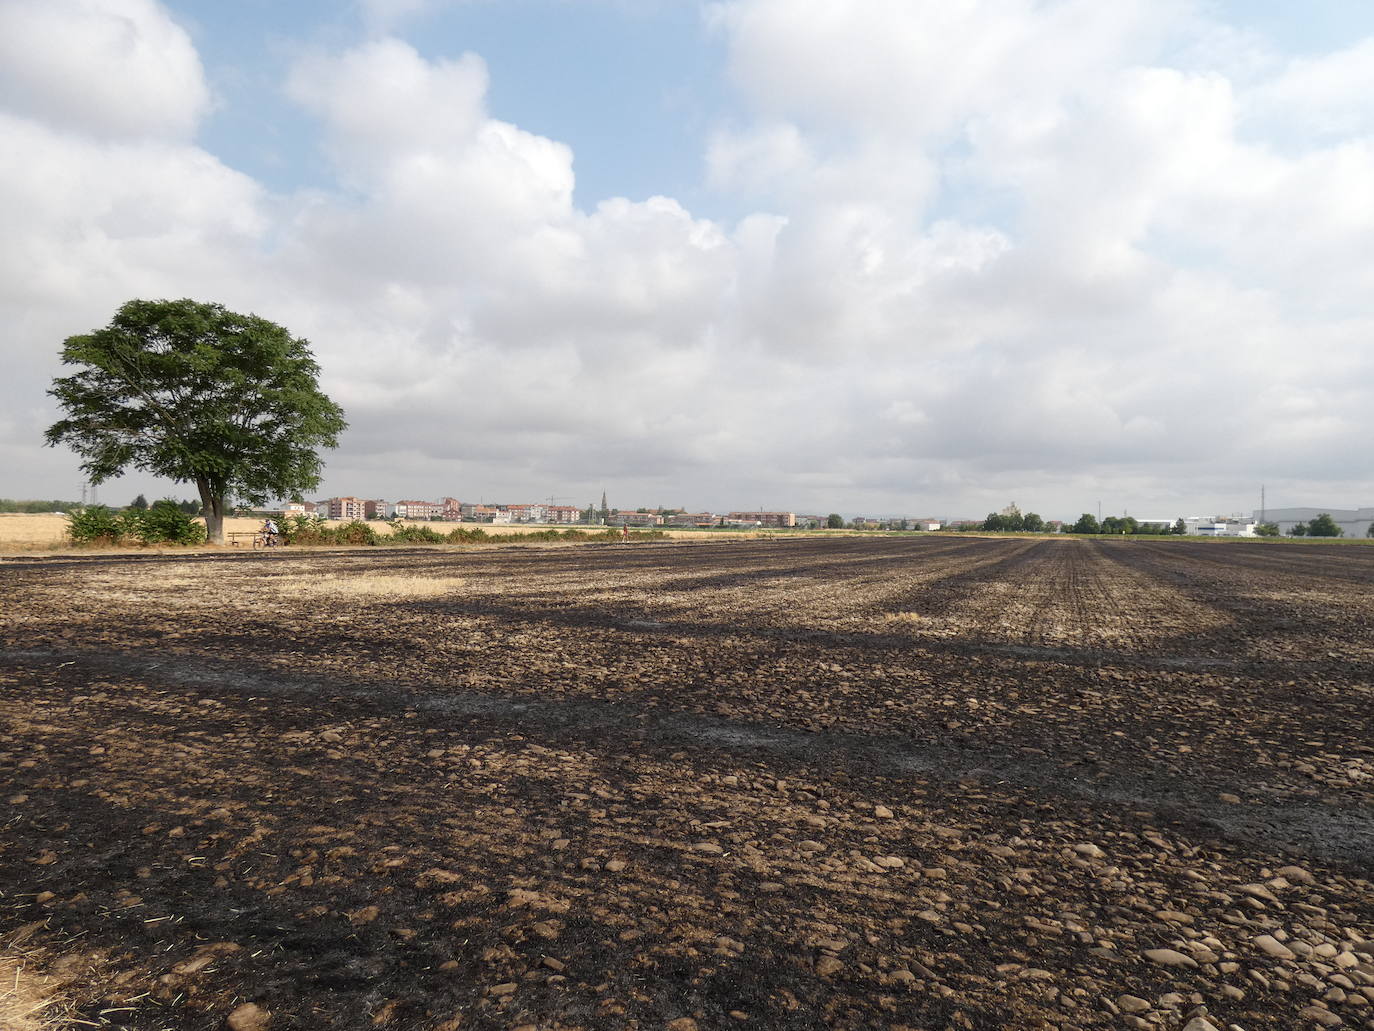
[{"xmin": 1, "ymin": 536, "xmax": 1371, "ymax": 1030}]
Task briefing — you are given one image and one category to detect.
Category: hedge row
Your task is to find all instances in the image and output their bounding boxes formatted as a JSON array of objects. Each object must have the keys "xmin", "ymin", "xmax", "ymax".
[
  {"xmin": 282, "ymin": 516, "xmax": 666, "ymax": 546},
  {"xmin": 66, "ymin": 502, "xmax": 207, "ymax": 546},
  {"xmin": 63, "ymin": 509, "xmax": 668, "ymax": 548}
]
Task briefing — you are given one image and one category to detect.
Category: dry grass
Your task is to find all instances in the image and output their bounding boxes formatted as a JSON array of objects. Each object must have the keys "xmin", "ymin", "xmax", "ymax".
[
  {"xmin": 284, "ymin": 573, "xmax": 467, "ymax": 601},
  {"xmin": 883, "ymin": 611, "xmax": 924, "ymax": 623},
  {"xmin": 0, "ymin": 514, "xmax": 69, "ymax": 551},
  {"xmin": 0, "ymin": 947, "xmax": 61, "ymax": 1031}
]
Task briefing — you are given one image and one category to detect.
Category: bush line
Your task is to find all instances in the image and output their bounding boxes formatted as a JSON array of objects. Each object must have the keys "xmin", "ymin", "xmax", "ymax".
[
  {"xmin": 65, "ymin": 502, "xmax": 207, "ymax": 546},
  {"xmin": 65, "ymin": 509, "xmax": 667, "ymax": 548}
]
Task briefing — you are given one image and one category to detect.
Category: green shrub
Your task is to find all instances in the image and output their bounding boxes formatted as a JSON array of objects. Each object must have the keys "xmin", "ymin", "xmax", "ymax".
[
  {"xmin": 130, "ymin": 499, "xmax": 207, "ymax": 545},
  {"xmin": 386, "ymin": 521, "xmax": 446, "ymax": 544},
  {"xmin": 281, "ymin": 514, "xmax": 331, "ymax": 545},
  {"xmin": 65, "ymin": 504, "xmax": 129, "ymax": 544},
  {"xmin": 447, "ymin": 526, "xmax": 489, "ymax": 543},
  {"xmin": 65, "ymin": 500, "xmax": 207, "ymax": 546},
  {"xmin": 333, "ymin": 519, "xmax": 380, "ymax": 546}
]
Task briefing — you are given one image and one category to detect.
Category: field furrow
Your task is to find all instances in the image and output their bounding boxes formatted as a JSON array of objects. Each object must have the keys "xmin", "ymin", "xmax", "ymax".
[{"xmin": 2, "ymin": 538, "xmax": 1372, "ymax": 1031}]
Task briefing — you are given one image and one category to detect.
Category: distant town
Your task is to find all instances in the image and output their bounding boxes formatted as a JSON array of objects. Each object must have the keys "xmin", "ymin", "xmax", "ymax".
[
  {"xmin": 292, "ymin": 495, "xmax": 835, "ymax": 529},
  {"xmin": 274, "ymin": 497, "xmax": 1374, "ymax": 537}
]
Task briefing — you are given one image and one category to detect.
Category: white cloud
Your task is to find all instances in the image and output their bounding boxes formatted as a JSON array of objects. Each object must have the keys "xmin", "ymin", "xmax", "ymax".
[
  {"xmin": 357, "ymin": 0, "xmax": 453, "ymax": 34},
  {"xmin": 287, "ymin": 39, "xmax": 492, "ymax": 186},
  {"xmin": 0, "ymin": 0, "xmax": 209, "ymax": 140},
  {"xmin": 1245, "ymin": 37, "xmax": 1374, "ymax": 140},
  {"xmin": 709, "ymin": 0, "xmax": 1183, "ymax": 138},
  {"xmin": 4, "ymin": 0, "xmax": 1374, "ymax": 518},
  {"xmin": 706, "ymin": 122, "xmax": 811, "ymax": 193}
]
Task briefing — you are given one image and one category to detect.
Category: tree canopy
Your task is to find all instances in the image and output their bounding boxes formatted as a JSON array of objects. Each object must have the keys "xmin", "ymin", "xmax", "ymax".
[
  {"xmin": 1071, "ymin": 513, "xmax": 1100, "ymax": 534},
  {"xmin": 1306, "ymin": 512, "xmax": 1343, "ymax": 537},
  {"xmin": 46, "ymin": 298, "xmax": 346, "ymax": 544}
]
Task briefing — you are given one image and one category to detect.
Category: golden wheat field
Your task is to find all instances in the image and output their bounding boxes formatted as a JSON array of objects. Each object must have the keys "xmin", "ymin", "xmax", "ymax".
[
  {"xmin": 0, "ymin": 513, "xmax": 773, "ymax": 553},
  {"xmin": 0, "ymin": 514, "xmax": 71, "ymax": 550}
]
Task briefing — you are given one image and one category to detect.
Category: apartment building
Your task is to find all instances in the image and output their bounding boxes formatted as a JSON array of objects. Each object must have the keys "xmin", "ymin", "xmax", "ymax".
[
  {"xmin": 322, "ymin": 496, "xmax": 366, "ymax": 520},
  {"xmin": 363, "ymin": 499, "xmax": 390, "ymax": 520},
  {"xmin": 393, "ymin": 500, "xmax": 442, "ymax": 520},
  {"xmin": 461, "ymin": 504, "xmax": 502, "ymax": 521},
  {"xmin": 667, "ymin": 512, "xmax": 717, "ymax": 527},
  {"xmin": 727, "ymin": 511, "xmax": 796, "ymax": 528},
  {"xmin": 610, "ymin": 512, "xmax": 664, "ymax": 527},
  {"xmin": 505, "ymin": 504, "xmax": 546, "ymax": 523},
  {"xmin": 545, "ymin": 505, "xmax": 581, "ymax": 524}
]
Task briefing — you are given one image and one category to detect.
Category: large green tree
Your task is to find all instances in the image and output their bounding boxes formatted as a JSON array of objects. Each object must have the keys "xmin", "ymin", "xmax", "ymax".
[
  {"xmin": 1306, "ymin": 512, "xmax": 1343, "ymax": 537},
  {"xmin": 1071, "ymin": 513, "xmax": 1100, "ymax": 534},
  {"xmin": 46, "ymin": 299, "xmax": 346, "ymax": 544}
]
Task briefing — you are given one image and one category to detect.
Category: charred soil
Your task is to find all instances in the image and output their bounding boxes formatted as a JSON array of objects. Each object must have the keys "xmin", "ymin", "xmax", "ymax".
[{"xmin": 1, "ymin": 537, "xmax": 1372, "ymax": 1030}]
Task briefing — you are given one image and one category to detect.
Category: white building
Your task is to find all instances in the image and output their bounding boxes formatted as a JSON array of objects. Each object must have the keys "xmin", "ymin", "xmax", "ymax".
[
  {"xmin": 1135, "ymin": 518, "xmax": 1175, "ymax": 531},
  {"xmin": 1255, "ymin": 507, "xmax": 1373, "ymax": 538},
  {"xmin": 393, "ymin": 500, "xmax": 442, "ymax": 520},
  {"xmin": 610, "ymin": 512, "xmax": 664, "ymax": 527},
  {"xmin": 1184, "ymin": 517, "xmax": 1256, "ymax": 537}
]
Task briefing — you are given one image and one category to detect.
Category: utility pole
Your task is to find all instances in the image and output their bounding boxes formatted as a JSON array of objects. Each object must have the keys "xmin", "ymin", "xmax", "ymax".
[{"xmin": 1261, "ymin": 484, "xmax": 1266, "ymax": 524}]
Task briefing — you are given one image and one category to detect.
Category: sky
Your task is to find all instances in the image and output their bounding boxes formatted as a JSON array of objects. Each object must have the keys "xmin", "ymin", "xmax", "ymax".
[{"xmin": 3, "ymin": 0, "xmax": 1374, "ymax": 521}]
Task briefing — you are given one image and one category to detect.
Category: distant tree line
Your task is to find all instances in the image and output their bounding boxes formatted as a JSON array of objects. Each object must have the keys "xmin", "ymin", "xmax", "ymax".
[
  {"xmin": 1065, "ymin": 514, "xmax": 1186, "ymax": 535},
  {"xmin": 126, "ymin": 494, "xmax": 201, "ymax": 515},
  {"xmin": 981, "ymin": 510, "xmax": 1047, "ymax": 532},
  {"xmin": 1289, "ymin": 513, "xmax": 1343, "ymax": 537},
  {"xmin": 3, "ymin": 495, "xmax": 204, "ymax": 514},
  {"xmin": 0, "ymin": 498, "xmax": 81, "ymax": 513}
]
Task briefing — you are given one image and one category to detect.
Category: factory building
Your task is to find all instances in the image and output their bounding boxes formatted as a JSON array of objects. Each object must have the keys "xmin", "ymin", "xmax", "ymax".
[{"xmin": 1255, "ymin": 507, "xmax": 1373, "ymax": 538}]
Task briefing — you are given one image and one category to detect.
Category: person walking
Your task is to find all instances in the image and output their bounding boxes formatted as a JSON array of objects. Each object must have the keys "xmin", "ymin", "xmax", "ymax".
[{"xmin": 621, "ymin": 522, "xmax": 629, "ymax": 543}]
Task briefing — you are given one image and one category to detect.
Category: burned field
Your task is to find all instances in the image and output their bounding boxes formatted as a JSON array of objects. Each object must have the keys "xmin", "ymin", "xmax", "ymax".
[{"xmin": 2, "ymin": 537, "xmax": 1373, "ymax": 1031}]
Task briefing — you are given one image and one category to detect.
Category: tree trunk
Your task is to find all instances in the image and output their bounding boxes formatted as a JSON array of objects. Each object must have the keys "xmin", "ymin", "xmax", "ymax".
[{"xmin": 197, "ymin": 479, "xmax": 225, "ymax": 545}]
